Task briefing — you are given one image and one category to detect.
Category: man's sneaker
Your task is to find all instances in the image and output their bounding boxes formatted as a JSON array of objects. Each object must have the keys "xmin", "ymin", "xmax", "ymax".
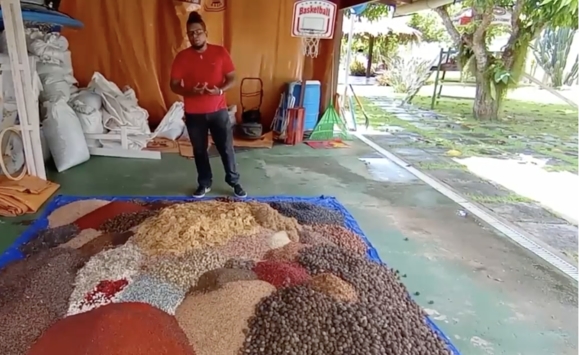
[
  {"xmin": 192, "ymin": 186, "xmax": 211, "ymax": 198},
  {"xmin": 233, "ymin": 185, "xmax": 247, "ymax": 198}
]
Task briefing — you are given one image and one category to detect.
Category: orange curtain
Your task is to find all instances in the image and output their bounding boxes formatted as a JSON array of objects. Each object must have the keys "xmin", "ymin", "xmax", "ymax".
[{"xmin": 59, "ymin": 0, "xmax": 337, "ymax": 127}]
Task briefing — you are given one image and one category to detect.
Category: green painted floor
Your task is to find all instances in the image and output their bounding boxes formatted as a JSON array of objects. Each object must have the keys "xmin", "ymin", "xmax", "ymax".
[{"xmin": 0, "ymin": 140, "xmax": 577, "ymax": 355}]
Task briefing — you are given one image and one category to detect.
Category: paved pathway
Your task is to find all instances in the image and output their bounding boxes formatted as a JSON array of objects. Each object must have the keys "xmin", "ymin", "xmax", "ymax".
[{"xmin": 361, "ymin": 96, "xmax": 578, "ymax": 266}]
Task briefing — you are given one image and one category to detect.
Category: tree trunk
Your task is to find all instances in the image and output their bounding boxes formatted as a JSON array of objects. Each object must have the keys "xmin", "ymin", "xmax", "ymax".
[
  {"xmin": 365, "ymin": 36, "xmax": 374, "ymax": 78},
  {"xmin": 473, "ymin": 72, "xmax": 500, "ymax": 120}
]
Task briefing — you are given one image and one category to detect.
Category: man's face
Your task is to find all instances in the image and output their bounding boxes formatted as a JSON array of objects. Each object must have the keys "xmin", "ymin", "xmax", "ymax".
[{"xmin": 187, "ymin": 23, "xmax": 207, "ymax": 49}]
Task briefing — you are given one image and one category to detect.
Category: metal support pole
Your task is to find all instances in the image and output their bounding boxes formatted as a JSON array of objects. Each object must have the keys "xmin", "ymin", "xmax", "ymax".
[{"xmin": 342, "ymin": 10, "xmax": 355, "ymax": 97}]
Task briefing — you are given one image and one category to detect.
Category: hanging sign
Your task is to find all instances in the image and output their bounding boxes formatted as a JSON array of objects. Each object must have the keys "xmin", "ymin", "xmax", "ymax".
[{"xmin": 204, "ymin": 0, "xmax": 225, "ymax": 12}]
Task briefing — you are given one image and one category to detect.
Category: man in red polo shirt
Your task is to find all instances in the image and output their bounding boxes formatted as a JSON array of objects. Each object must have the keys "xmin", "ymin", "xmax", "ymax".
[{"xmin": 170, "ymin": 12, "xmax": 246, "ymax": 198}]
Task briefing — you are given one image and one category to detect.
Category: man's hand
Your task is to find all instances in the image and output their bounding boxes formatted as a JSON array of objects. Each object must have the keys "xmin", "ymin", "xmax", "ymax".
[
  {"xmin": 189, "ymin": 83, "xmax": 207, "ymax": 96},
  {"xmin": 205, "ymin": 85, "xmax": 222, "ymax": 96}
]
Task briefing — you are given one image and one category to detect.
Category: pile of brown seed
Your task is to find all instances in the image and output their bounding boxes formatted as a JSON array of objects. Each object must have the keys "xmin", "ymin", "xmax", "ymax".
[
  {"xmin": 47, "ymin": 199, "xmax": 110, "ymax": 228},
  {"xmin": 309, "ymin": 224, "xmax": 368, "ymax": 256},
  {"xmin": 308, "ymin": 273, "xmax": 358, "ymax": 302},
  {"xmin": 247, "ymin": 202, "xmax": 301, "ymax": 242},
  {"xmin": 269, "ymin": 201, "xmax": 344, "ymax": 226},
  {"xmin": 78, "ymin": 231, "xmax": 134, "ymax": 258},
  {"xmin": 143, "ymin": 250, "xmax": 226, "ymax": 291},
  {"xmin": 19, "ymin": 224, "xmax": 79, "ymax": 257},
  {"xmin": 299, "ymin": 226, "xmax": 337, "ymax": 247},
  {"xmin": 0, "ymin": 248, "xmax": 88, "ymax": 355},
  {"xmin": 191, "ymin": 268, "xmax": 258, "ymax": 293},
  {"xmin": 176, "ymin": 280, "xmax": 275, "ymax": 355},
  {"xmin": 241, "ymin": 245, "xmax": 452, "ymax": 355},
  {"xmin": 224, "ymin": 258, "xmax": 256, "ymax": 270},
  {"xmin": 98, "ymin": 210, "xmax": 159, "ymax": 233},
  {"xmin": 263, "ymin": 242, "xmax": 309, "ymax": 263}
]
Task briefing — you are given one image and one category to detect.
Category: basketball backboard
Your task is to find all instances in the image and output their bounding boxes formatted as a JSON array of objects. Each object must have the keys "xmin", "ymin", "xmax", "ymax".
[{"xmin": 291, "ymin": 0, "xmax": 337, "ymax": 39}]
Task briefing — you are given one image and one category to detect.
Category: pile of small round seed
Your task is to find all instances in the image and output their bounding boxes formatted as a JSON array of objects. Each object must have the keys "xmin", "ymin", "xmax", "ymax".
[
  {"xmin": 308, "ymin": 273, "xmax": 359, "ymax": 302},
  {"xmin": 264, "ymin": 242, "xmax": 309, "ymax": 263},
  {"xmin": 59, "ymin": 229, "xmax": 102, "ymax": 249},
  {"xmin": 19, "ymin": 224, "xmax": 79, "ymax": 257},
  {"xmin": 0, "ymin": 248, "xmax": 88, "ymax": 355},
  {"xmin": 98, "ymin": 209, "xmax": 159, "ymax": 233},
  {"xmin": 252, "ymin": 260, "xmax": 311, "ymax": 289},
  {"xmin": 269, "ymin": 201, "xmax": 345, "ymax": 226},
  {"xmin": 133, "ymin": 201, "xmax": 261, "ymax": 255},
  {"xmin": 68, "ymin": 243, "xmax": 144, "ymax": 316},
  {"xmin": 309, "ymin": 224, "xmax": 368, "ymax": 256},
  {"xmin": 142, "ymin": 250, "xmax": 226, "ymax": 291},
  {"xmin": 247, "ymin": 202, "xmax": 301, "ymax": 242},
  {"xmin": 212, "ymin": 229, "xmax": 274, "ymax": 260},
  {"xmin": 299, "ymin": 226, "xmax": 337, "ymax": 246},
  {"xmin": 192, "ymin": 268, "xmax": 258, "ymax": 293},
  {"xmin": 78, "ymin": 231, "xmax": 134, "ymax": 258},
  {"xmin": 176, "ymin": 280, "xmax": 275, "ymax": 355},
  {"xmin": 47, "ymin": 199, "xmax": 110, "ymax": 228},
  {"xmin": 118, "ymin": 275, "xmax": 185, "ymax": 315}
]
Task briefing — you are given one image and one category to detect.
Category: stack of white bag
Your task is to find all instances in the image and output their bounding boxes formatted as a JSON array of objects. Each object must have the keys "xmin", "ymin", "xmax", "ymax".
[{"xmin": 29, "ymin": 32, "xmax": 78, "ymax": 103}]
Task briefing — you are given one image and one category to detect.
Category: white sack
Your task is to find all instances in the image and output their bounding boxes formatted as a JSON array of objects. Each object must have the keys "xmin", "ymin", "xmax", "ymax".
[
  {"xmin": 72, "ymin": 90, "xmax": 102, "ymax": 111},
  {"xmin": 70, "ymin": 100, "xmax": 104, "ymax": 148},
  {"xmin": 153, "ymin": 101, "xmax": 185, "ymax": 140},
  {"xmin": 43, "ymin": 99, "xmax": 90, "ymax": 172}
]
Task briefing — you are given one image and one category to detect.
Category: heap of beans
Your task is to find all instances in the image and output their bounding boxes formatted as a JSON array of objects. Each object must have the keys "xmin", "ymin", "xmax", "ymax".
[
  {"xmin": 269, "ymin": 201, "xmax": 344, "ymax": 226},
  {"xmin": 252, "ymin": 261, "xmax": 311, "ymax": 289},
  {"xmin": 309, "ymin": 224, "xmax": 368, "ymax": 256},
  {"xmin": 192, "ymin": 268, "xmax": 258, "ymax": 293},
  {"xmin": 98, "ymin": 210, "xmax": 159, "ymax": 233},
  {"xmin": 19, "ymin": 224, "xmax": 79, "ymax": 257}
]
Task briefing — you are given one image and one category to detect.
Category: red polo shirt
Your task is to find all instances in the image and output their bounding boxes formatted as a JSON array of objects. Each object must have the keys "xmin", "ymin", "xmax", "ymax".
[{"xmin": 170, "ymin": 44, "xmax": 234, "ymax": 114}]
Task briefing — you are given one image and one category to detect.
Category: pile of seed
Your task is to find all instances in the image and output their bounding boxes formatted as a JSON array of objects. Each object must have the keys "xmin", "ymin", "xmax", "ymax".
[
  {"xmin": 0, "ymin": 248, "xmax": 87, "ymax": 355},
  {"xmin": 247, "ymin": 202, "xmax": 301, "ymax": 242},
  {"xmin": 19, "ymin": 224, "xmax": 79, "ymax": 257},
  {"xmin": 309, "ymin": 224, "xmax": 368, "ymax": 256},
  {"xmin": 47, "ymin": 199, "xmax": 110, "ymax": 228},
  {"xmin": 212, "ymin": 229, "xmax": 274, "ymax": 260},
  {"xmin": 28, "ymin": 303, "xmax": 195, "ymax": 355},
  {"xmin": 192, "ymin": 268, "xmax": 258, "ymax": 293},
  {"xmin": 261, "ymin": 244, "xmax": 450, "ymax": 355},
  {"xmin": 68, "ymin": 243, "xmax": 144, "ymax": 316},
  {"xmin": 224, "ymin": 258, "xmax": 256, "ymax": 270},
  {"xmin": 74, "ymin": 201, "xmax": 148, "ymax": 231},
  {"xmin": 118, "ymin": 275, "xmax": 185, "ymax": 315},
  {"xmin": 252, "ymin": 261, "xmax": 311, "ymax": 288},
  {"xmin": 133, "ymin": 201, "xmax": 261, "ymax": 255},
  {"xmin": 269, "ymin": 201, "xmax": 344, "ymax": 226},
  {"xmin": 268, "ymin": 230, "xmax": 291, "ymax": 249},
  {"xmin": 59, "ymin": 229, "xmax": 101, "ymax": 249},
  {"xmin": 308, "ymin": 273, "xmax": 359, "ymax": 302},
  {"xmin": 176, "ymin": 280, "xmax": 275, "ymax": 355},
  {"xmin": 79, "ymin": 279, "xmax": 129, "ymax": 311},
  {"xmin": 299, "ymin": 226, "xmax": 337, "ymax": 246},
  {"xmin": 78, "ymin": 231, "xmax": 134, "ymax": 258},
  {"xmin": 142, "ymin": 250, "xmax": 226, "ymax": 291},
  {"xmin": 98, "ymin": 209, "xmax": 159, "ymax": 233},
  {"xmin": 264, "ymin": 242, "xmax": 309, "ymax": 263}
]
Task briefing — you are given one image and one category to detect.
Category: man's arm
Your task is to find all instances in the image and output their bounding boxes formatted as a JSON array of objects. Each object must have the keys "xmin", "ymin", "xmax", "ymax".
[
  {"xmin": 170, "ymin": 78, "xmax": 193, "ymax": 97},
  {"xmin": 170, "ymin": 53, "xmax": 198, "ymax": 97},
  {"xmin": 219, "ymin": 47, "xmax": 235, "ymax": 92}
]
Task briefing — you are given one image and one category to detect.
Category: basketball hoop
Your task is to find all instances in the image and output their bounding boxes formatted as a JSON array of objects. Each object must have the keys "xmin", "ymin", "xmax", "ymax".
[{"xmin": 292, "ymin": 0, "xmax": 337, "ymax": 58}]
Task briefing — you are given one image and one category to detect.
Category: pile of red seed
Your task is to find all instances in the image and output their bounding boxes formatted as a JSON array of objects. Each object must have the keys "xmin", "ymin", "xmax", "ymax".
[
  {"xmin": 252, "ymin": 261, "xmax": 310, "ymax": 288},
  {"xmin": 80, "ymin": 279, "xmax": 129, "ymax": 309},
  {"xmin": 27, "ymin": 302, "xmax": 196, "ymax": 355}
]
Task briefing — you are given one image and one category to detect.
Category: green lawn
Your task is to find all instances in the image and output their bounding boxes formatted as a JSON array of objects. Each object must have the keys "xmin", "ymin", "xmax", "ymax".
[{"xmin": 355, "ymin": 95, "xmax": 579, "ymax": 172}]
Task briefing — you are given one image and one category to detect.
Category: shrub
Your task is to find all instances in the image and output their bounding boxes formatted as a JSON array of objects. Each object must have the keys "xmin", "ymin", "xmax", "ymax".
[
  {"xmin": 349, "ymin": 60, "xmax": 366, "ymax": 77},
  {"xmin": 383, "ymin": 55, "xmax": 432, "ymax": 94}
]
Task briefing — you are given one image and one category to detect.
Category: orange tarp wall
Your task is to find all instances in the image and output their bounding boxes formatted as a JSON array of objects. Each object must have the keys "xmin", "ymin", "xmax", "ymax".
[{"xmin": 59, "ymin": 0, "xmax": 341, "ymax": 128}]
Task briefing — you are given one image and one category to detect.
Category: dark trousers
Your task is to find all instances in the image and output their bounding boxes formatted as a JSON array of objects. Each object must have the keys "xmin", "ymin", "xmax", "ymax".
[{"xmin": 185, "ymin": 109, "xmax": 240, "ymax": 188}]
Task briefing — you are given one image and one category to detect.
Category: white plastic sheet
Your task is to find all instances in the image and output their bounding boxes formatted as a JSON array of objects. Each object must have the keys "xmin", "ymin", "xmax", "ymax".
[{"xmin": 153, "ymin": 101, "xmax": 185, "ymax": 140}]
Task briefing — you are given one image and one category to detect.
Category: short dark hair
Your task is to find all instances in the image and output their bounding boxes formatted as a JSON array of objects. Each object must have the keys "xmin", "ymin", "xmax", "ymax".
[{"xmin": 187, "ymin": 11, "xmax": 206, "ymax": 29}]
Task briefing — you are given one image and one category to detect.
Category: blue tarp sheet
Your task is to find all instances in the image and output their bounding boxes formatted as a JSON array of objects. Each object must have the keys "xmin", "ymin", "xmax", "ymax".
[{"xmin": 0, "ymin": 194, "xmax": 461, "ymax": 354}]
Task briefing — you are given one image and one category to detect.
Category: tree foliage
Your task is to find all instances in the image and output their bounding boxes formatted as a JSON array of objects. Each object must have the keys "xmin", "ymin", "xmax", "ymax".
[
  {"xmin": 408, "ymin": 12, "xmax": 448, "ymax": 43},
  {"xmin": 532, "ymin": 27, "xmax": 579, "ymax": 88},
  {"xmin": 358, "ymin": 2, "xmax": 390, "ymax": 21},
  {"xmin": 434, "ymin": 0, "xmax": 578, "ymax": 120}
]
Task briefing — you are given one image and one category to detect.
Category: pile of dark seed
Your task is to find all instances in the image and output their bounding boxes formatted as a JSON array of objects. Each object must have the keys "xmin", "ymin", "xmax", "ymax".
[
  {"xmin": 269, "ymin": 202, "xmax": 344, "ymax": 226},
  {"xmin": 19, "ymin": 224, "xmax": 79, "ymax": 257},
  {"xmin": 309, "ymin": 224, "xmax": 368, "ymax": 256},
  {"xmin": 191, "ymin": 268, "xmax": 258, "ymax": 293},
  {"xmin": 78, "ymin": 231, "xmax": 134, "ymax": 258},
  {"xmin": 224, "ymin": 258, "xmax": 256, "ymax": 270},
  {"xmin": 0, "ymin": 248, "xmax": 88, "ymax": 355},
  {"xmin": 241, "ymin": 245, "xmax": 451, "ymax": 355},
  {"xmin": 98, "ymin": 210, "xmax": 159, "ymax": 233}
]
